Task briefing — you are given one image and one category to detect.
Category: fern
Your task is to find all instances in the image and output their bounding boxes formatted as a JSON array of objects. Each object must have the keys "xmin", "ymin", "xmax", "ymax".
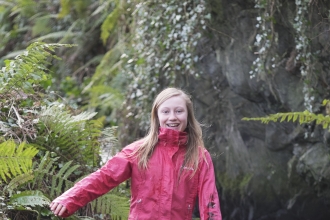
[
  {"xmin": 242, "ymin": 100, "xmax": 330, "ymax": 129},
  {"xmin": 242, "ymin": 110, "xmax": 330, "ymax": 129},
  {"xmin": 92, "ymin": 193, "xmax": 130, "ymax": 220},
  {"xmin": 58, "ymin": 0, "xmax": 71, "ymax": 18},
  {"xmin": 12, "ymin": 0, "xmax": 37, "ymax": 17},
  {"xmin": 35, "ymin": 31, "xmax": 77, "ymax": 42},
  {"xmin": 32, "ymin": 14, "xmax": 52, "ymax": 37},
  {"xmin": 35, "ymin": 104, "xmax": 101, "ymax": 166},
  {"xmin": 83, "ymin": 46, "xmax": 124, "ymax": 117},
  {"xmin": 32, "ymin": 152, "xmax": 80, "ymax": 198},
  {"xmin": 100, "ymin": 0, "xmax": 120, "ymax": 45},
  {"xmin": 0, "ymin": 42, "xmax": 76, "ymax": 94},
  {"xmin": 0, "ymin": 140, "xmax": 38, "ymax": 182},
  {"xmin": 5, "ymin": 173, "xmax": 34, "ymax": 195},
  {"xmin": 50, "ymin": 160, "xmax": 80, "ymax": 197}
]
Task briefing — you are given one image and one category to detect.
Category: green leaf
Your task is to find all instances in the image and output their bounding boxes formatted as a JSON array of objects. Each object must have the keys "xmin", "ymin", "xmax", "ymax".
[
  {"xmin": 5, "ymin": 173, "xmax": 34, "ymax": 194},
  {"xmin": 9, "ymin": 190, "xmax": 50, "ymax": 207},
  {"xmin": 100, "ymin": 2, "xmax": 120, "ymax": 45},
  {"xmin": 293, "ymin": 114, "xmax": 298, "ymax": 122},
  {"xmin": 0, "ymin": 140, "xmax": 38, "ymax": 182}
]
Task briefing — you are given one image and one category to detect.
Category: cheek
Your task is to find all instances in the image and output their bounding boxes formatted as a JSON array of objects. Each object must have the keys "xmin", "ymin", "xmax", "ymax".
[
  {"xmin": 179, "ymin": 114, "xmax": 188, "ymax": 122},
  {"xmin": 157, "ymin": 115, "xmax": 166, "ymax": 125}
]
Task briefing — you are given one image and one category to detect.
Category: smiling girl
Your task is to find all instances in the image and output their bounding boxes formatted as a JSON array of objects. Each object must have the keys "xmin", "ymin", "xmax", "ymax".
[{"xmin": 50, "ymin": 87, "xmax": 222, "ymax": 220}]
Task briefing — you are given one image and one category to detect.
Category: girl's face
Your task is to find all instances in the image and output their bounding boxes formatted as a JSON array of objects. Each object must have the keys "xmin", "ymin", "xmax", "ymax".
[{"xmin": 157, "ymin": 96, "xmax": 188, "ymax": 132}]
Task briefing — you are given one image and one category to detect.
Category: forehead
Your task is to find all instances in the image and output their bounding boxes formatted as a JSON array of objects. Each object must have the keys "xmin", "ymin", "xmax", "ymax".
[{"xmin": 158, "ymin": 96, "xmax": 187, "ymax": 108}]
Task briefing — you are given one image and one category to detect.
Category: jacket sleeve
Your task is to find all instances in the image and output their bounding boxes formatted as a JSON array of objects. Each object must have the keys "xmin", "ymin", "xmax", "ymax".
[
  {"xmin": 52, "ymin": 148, "xmax": 132, "ymax": 217},
  {"xmin": 198, "ymin": 150, "xmax": 222, "ymax": 220}
]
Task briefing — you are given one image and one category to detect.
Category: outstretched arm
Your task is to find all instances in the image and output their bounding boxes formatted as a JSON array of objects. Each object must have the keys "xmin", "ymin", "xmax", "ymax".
[{"xmin": 50, "ymin": 150, "xmax": 133, "ymax": 218}]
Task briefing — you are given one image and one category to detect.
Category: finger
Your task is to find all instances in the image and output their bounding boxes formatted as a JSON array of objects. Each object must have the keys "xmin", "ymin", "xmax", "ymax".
[
  {"xmin": 54, "ymin": 203, "xmax": 63, "ymax": 215},
  {"xmin": 49, "ymin": 202, "xmax": 56, "ymax": 210},
  {"xmin": 58, "ymin": 206, "xmax": 67, "ymax": 216}
]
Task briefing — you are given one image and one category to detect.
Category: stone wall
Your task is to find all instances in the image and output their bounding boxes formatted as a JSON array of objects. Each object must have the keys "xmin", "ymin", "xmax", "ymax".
[{"xmin": 181, "ymin": 0, "xmax": 330, "ymax": 219}]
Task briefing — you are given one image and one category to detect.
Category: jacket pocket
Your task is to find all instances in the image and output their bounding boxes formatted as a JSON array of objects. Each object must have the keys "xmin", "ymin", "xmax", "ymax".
[{"xmin": 130, "ymin": 198, "xmax": 142, "ymax": 220}]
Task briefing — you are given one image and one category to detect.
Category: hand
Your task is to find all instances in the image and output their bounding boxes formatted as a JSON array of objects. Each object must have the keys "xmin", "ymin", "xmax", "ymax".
[{"xmin": 50, "ymin": 201, "xmax": 67, "ymax": 217}]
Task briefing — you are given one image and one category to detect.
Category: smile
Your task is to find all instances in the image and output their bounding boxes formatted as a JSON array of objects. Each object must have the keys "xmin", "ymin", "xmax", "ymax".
[{"xmin": 167, "ymin": 123, "xmax": 179, "ymax": 127}]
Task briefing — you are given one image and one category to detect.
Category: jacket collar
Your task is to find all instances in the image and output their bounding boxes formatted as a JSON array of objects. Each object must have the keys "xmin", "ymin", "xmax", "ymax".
[{"xmin": 158, "ymin": 127, "xmax": 188, "ymax": 147}]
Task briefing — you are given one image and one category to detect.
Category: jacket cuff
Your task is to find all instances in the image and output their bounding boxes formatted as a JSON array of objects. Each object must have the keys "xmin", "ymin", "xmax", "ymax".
[{"xmin": 52, "ymin": 196, "xmax": 80, "ymax": 218}]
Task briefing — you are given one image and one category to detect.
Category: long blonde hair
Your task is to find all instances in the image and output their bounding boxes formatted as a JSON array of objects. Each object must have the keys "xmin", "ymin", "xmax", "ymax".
[{"xmin": 131, "ymin": 87, "xmax": 205, "ymax": 174}]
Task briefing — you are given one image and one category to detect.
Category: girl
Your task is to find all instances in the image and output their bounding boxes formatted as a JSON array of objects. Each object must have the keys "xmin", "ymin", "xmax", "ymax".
[{"xmin": 50, "ymin": 87, "xmax": 222, "ymax": 220}]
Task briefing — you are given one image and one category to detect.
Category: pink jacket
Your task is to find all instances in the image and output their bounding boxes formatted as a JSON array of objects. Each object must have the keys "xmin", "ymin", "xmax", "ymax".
[{"xmin": 53, "ymin": 128, "xmax": 222, "ymax": 219}]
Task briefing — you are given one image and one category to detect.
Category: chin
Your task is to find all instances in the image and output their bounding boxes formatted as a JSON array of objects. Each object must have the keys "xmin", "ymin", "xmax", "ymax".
[{"xmin": 167, "ymin": 127, "xmax": 181, "ymax": 131}]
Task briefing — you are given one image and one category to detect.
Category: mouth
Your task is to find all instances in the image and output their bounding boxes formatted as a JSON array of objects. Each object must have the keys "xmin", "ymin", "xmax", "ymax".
[{"xmin": 166, "ymin": 123, "xmax": 180, "ymax": 128}]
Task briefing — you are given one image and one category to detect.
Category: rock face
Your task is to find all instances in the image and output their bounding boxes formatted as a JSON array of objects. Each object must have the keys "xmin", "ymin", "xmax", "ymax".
[{"xmin": 180, "ymin": 0, "xmax": 330, "ymax": 219}]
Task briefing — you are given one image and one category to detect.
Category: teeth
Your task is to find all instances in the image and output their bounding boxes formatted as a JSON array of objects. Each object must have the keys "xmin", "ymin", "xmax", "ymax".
[{"xmin": 167, "ymin": 124, "xmax": 179, "ymax": 127}]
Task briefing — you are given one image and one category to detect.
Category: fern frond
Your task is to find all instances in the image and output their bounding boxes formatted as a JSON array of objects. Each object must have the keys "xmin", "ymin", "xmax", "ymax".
[
  {"xmin": 5, "ymin": 172, "xmax": 34, "ymax": 195},
  {"xmin": 32, "ymin": 152, "xmax": 80, "ymax": 198},
  {"xmin": 0, "ymin": 42, "xmax": 76, "ymax": 94},
  {"xmin": 72, "ymin": 111, "xmax": 98, "ymax": 122},
  {"xmin": 36, "ymin": 105, "xmax": 100, "ymax": 165},
  {"xmin": 34, "ymin": 31, "xmax": 76, "ymax": 42},
  {"xmin": 58, "ymin": 0, "xmax": 71, "ymax": 18},
  {"xmin": 242, "ymin": 109, "xmax": 330, "ymax": 130},
  {"xmin": 32, "ymin": 151, "xmax": 54, "ymax": 189},
  {"xmin": 9, "ymin": 190, "xmax": 50, "ymax": 207},
  {"xmin": 51, "ymin": 161, "xmax": 80, "ymax": 197},
  {"xmin": 0, "ymin": 140, "xmax": 38, "ymax": 182},
  {"xmin": 100, "ymin": 0, "xmax": 120, "ymax": 45},
  {"xmin": 92, "ymin": 193, "xmax": 130, "ymax": 219}
]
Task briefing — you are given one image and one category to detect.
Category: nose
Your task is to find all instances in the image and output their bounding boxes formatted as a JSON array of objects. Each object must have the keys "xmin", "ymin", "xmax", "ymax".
[{"xmin": 168, "ymin": 111, "xmax": 177, "ymax": 120}]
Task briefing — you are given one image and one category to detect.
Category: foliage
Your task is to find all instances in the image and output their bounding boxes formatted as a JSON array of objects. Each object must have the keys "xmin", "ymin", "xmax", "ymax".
[
  {"xmin": 36, "ymin": 104, "xmax": 101, "ymax": 167},
  {"xmin": 9, "ymin": 190, "xmax": 50, "ymax": 208},
  {"xmin": 83, "ymin": 46, "xmax": 125, "ymax": 119},
  {"xmin": 250, "ymin": 0, "xmax": 279, "ymax": 79},
  {"xmin": 100, "ymin": 0, "xmax": 121, "ymax": 45},
  {"xmin": 120, "ymin": 0, "xmax": 208, "ymax": 131},
  {"xmin": 91, "ymin": 183, "xmax": 130, "ymax": 220},
  {"xmin": 0, "ymin": 42, "xmax": 75, "ymax": 143},
  {"xmin": 242, "ymin": 100, "xmax": 330, "ymax": 129},
  {"xmin": 0, "ymin": 41, "xmax": 75, "ymax": 94},
  {"xmin": 0, "ymin": 40, "xmax": 123, "ymax": 219},
  {"xmin": 0, "ymin": 0, "xmax": 210, "ymax": 219},
  {"xmin": 31, "ymin": 152, "xmax": 80, "ymax": 198},
  {"xmin": 251, "ymin": 0, "xmax": 330, "ymax": 113},
  {"xmin": 0, "ymin": 0, "xmax": 114, "ymax": 117},
  {"xmin": 292, "ymin": 0, "xmax": 320, "ymax": 113},
  {"xmin": 0, "ymin": 140, "xmax": 38, "ymax": 182}
]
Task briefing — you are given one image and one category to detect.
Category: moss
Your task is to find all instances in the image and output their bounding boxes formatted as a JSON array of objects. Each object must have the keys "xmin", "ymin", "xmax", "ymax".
[{"xmin": 217, "ymin": 172, "xmax": 253, "ymax": 199}]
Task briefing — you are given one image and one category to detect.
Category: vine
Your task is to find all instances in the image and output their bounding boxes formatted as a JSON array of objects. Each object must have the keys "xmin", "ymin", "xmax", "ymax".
[
  {"xmin": 251, "ymin": 0, "xmax": 324, "ymax": 113},
  {"xmin": 250, "ymin": 0, "xmax": 280, "ymax": 80},
  {"xmin": 293, "ymin": 0, "xmax": 321, "ymax": 113},
  {"xmin": 121, "ymin": 0, "xmax": 208, "ymax": 131}
]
